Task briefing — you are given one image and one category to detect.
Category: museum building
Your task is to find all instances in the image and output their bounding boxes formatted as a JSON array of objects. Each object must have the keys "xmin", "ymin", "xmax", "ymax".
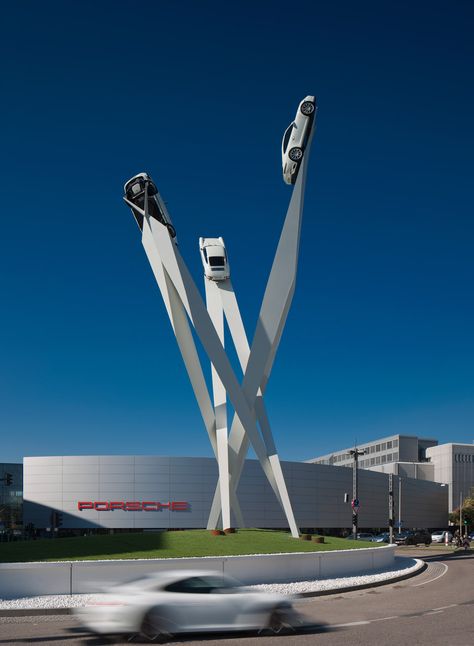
[{"xmin": 23, "ymin": 455, "xmax": 447, "ymax": 532}]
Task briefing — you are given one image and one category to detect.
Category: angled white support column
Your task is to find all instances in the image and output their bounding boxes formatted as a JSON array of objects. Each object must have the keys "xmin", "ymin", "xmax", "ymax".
[
  {"xmin": 204, "ymin": 279, "xmax": 231, "ymax": 530},
  {"xmin": 139, "ymin": 213, "xmax": 246, "ymax": 527},
  {"xmin": 144, "ymin": 216, "xmax": 287, "ymax": 522},
  {"xmin": 141, "ymin": 220, "xmax": 217, "ymax": 454},
  {"xmin": 206, "ymin": 278, "xmax": 281, "ymax": 530},
  {"xmin": 209, "ymin": 127, "xmax": 316, "ymax": 535}
]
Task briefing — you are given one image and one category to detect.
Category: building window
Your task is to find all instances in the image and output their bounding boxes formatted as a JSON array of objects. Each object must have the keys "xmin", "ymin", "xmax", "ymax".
[
  {"xmin": 370, "ymin": 458, "xmax": 375, "ymax": 465},
  {"xmin": 381, "ymin": 455, "xmax": 387, "ymax": 464},
  {"xmin": 370, "ymin": 446, "xmax": 375, "ymax": 454},
  {"xmin": 376, "ymin": 444, "xmax": 381, "ymax": 452},
  {"xmin": 387, "ymin": 441, "xmax": 392, "ymax": 449},
  {"xmin": 386, "ymin": 454, "xmax": 392, "ymax": 462},
  {"xmin": 393, "ymin": 452, "xmax": 399, "ymax": 461},
  {"xmin": 376, "ymin": 456, "xmax": 381, "ymax": 465},
  {"xmin": 393, "ymin": 439, "xmax": 398, "ymax": 448},
  {"xmin": 381, "ymin": 442, "xmax": 387, "ymax": 451}
]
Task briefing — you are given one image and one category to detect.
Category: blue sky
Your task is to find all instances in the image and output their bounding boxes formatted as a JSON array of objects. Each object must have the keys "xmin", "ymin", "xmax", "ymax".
[{"xmin": 0, "ymin": 1, "xmax": 473, "ymax": 464}]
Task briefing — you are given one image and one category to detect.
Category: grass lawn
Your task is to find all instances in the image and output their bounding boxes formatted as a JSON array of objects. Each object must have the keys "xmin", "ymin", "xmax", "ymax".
[{"xmin": 0, "ymin": 529, "xmax": 380, "ymax": 563}]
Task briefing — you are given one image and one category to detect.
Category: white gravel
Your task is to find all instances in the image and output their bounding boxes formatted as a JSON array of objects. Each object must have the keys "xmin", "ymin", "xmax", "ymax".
[{"xmin": 0, "ymin": 557, "xmax": 422, "ymax": 610}]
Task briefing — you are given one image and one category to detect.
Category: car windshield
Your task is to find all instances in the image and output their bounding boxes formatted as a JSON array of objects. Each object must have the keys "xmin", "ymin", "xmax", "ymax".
[
  {"xmin": 282, "ymin": 123, "xmax": 293, "ymax": 152},
  {"xmin": 209, "ymin": 256, "xmax": 225, "ymax": 267}
]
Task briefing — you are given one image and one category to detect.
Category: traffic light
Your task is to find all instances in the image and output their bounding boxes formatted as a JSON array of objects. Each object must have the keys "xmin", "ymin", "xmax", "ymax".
[
  {"xmin": 51, "ymin": 511, "xmax": 63, "ymax": 528},
  {"xmin": 464, "ymin": 520, "xmax": 468, "ymax": 525},
  {"xmin": 4, "ymin": 473, "xmax": 12, "ymax": 486}
]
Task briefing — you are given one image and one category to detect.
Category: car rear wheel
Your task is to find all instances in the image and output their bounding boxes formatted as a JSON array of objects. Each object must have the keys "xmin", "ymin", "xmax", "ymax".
[
  {"xmin": 288, "ymin": 147, "xmax": 303, "ymax": 162},
  {"xmin": 300, "ymin": 101, "xmax": 315, "ymax": 116},
  {"xmin": 266, "ymin": 606, "xmax": 296, "ymax": 635},
  {"xmin": 139, "ymin": 608, "xmax": 170, "ymax": 643}
]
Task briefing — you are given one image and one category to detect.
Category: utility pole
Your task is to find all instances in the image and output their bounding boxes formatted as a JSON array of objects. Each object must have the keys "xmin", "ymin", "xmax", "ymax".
[
  {"xmin": 398, "ymin": 476, "xmax": 403, "ymax": 535},
  {"xmin": 350, "ymin": 448, "xmax": 365, "ymax": 540},
  {"xmin": 388, "ymin": 473, "xmax": 394, "ymax": 544}
]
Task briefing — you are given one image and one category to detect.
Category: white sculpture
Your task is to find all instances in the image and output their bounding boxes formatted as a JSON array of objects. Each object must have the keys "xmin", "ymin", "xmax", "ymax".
[{"xmin": 123, "ymin": 97, "xmax": 317, "ymax": 537}]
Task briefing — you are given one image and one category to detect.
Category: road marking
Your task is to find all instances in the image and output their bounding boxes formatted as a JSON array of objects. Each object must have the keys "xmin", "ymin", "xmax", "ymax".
[
  {"xmin": 424, "ymin": 610, "xmax": 443, "ymax": 615},
  {"xmin": 413, "ymin": 563, "xmax": 448, "ymax": 587},
  {"xmin": 371, "ymin": 616, "xmax": 399, "ymax": 622},
  {"xmin": 432, "ymin": 604, "xmax": 458, "ymax": 611}
]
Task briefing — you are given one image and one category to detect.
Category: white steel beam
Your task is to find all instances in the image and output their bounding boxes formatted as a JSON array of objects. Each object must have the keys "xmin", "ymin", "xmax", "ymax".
[
  {"xmin": 204, "ymin": 278, "xmax": 231, "ymax": 530},
  {"xmin": 144, "ymin": 216, "xmax": 286, "ymax": 519}
]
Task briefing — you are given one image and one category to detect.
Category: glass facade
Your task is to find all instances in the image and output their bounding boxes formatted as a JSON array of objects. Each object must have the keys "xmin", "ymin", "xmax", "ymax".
[{"xmin": 0, "ymin": 463, "xmax": 23, "ymax": 530}]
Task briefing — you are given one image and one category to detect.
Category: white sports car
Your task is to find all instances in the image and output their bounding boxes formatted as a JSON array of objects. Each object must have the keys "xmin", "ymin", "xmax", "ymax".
[
  {"xmin": 123, "ymin": 172, "xmax": 177, "ymax": 239},
  {"xmin": 281, "ymin": 95, "xmax": 317, "ymax": 185},
  {"xmin": 199, "ymin": 237, "xmax": 230, "ymax": 281},
  {"xmin": 74, "ymin": 570, "xmax": 302, "ymax": 641}
]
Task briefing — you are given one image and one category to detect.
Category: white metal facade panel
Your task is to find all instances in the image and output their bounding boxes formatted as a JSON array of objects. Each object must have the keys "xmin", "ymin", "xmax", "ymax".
[{"xmin": 23, "ymin": 455, "xmax": 448, "ymax": 530}]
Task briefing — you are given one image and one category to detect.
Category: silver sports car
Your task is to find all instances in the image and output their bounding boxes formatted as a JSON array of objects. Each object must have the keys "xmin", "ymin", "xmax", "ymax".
[
  {"xmin": 123, "ymin": 172, "xmax": 177, "ymax": 239},
  {"xmin": 74, "ymin": 570, "xmax": 303, "ymax": 641},
  {"xmin": 281, "ymin": 95, "xmax": 317, "ymax": 185}
]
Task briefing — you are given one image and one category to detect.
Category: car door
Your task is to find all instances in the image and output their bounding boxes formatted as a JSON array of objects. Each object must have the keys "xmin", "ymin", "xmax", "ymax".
[{"xmin": 162, "ymin": 576, "xmax": 238, "ymax": 631}]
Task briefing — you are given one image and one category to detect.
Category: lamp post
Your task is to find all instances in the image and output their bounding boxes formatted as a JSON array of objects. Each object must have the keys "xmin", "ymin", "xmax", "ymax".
[
  {"xmin": 460, "ymin": 491, "xmax": 463, "ymax": 539},
  {"xmin": 398, "ymin": 476, "xmax": 402, "ymax": 535},
  {"xmin": 350, "ymin": 448, "xmax": 365, "ymax": 540}
]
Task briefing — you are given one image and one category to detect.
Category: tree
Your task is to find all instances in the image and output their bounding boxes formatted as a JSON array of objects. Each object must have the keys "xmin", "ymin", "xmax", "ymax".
[{"xmin": 449, "ymin": 493, "xmax": 474, "ymax": 529}]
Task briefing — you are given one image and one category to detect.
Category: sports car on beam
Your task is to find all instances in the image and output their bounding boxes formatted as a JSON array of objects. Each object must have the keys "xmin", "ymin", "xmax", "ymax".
[
  {"xmin": 123, "ymin": 172, "xmax": 177, "ymax": 239},
  {"xmin": 199, "ymin": 237, "xmax": 230, "ymax": 281},
  {"xmin": 281, "ymin": 95, "xmax": 317, "ymax": 185}
]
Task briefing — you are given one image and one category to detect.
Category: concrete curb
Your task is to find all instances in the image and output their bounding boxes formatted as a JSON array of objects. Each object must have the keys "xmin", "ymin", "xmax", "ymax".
[
  {"xmin": 0, "ymin": 560, "xmax": 427, "ymax": 617},
  {"xmin": 299, "ymin": 558, "xmax": 427, "ymax": 597}
]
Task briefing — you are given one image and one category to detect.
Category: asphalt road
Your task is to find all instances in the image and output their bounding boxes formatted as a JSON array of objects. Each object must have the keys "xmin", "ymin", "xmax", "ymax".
[{"xmin": 0, "ymin": 550, "xmax": 472, "ymax": 645}]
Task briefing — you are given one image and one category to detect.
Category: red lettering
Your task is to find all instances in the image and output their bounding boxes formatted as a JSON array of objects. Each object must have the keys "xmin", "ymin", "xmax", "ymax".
[
  {"xmin": 171, "ymin": 501, "xmax": 188, "ymax": 511},
  {"xmin": 77, "ymin": 500, "xmax": 189, "ymax": 511}
]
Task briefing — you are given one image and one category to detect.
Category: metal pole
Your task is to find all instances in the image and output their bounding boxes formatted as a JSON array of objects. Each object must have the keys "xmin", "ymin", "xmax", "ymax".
[
  {"xmin": 398, "ymin": 476, "xmax": 402, "ymax": 535},
  {"xmin": 460, "ymin": 491, "xmax": 463, "ymax": 539},
  {"xmin": 350, "ymin": 448, "xmax": 365, "ymax": 540},
  {"xmin": 389, "ymin": 473, "xmax": 394, "ymax": 544},
  {"xmin": 352, "ymin": 453, "xmax": 358, "ymax": 540}
]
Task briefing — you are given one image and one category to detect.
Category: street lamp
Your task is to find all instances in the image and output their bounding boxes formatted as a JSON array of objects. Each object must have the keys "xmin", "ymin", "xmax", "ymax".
[
  {"xmin": 349, "ymin": 448, "xmax": 365, "ymax": 540},
  {"xmin": 398, "ymin": 476, "xmax": 403, "ymax": 536}
]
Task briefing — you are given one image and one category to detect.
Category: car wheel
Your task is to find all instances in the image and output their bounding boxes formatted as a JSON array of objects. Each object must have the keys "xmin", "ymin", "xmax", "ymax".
[
  {"xmin": 300, "ymin": 101, "xmax": 315, "ymax": 116},
  {"xmin": 166, "ymin": 223, "xmax": 177, "ymax": 239},
  {"xmin": 288, "ymin": 147, "xmax": 303, "ymax": 162},
  {"xmin": 266, "ymin": 606, "xmax": 295, "ymax": 635},
  {"xmin": 139, "ymin": 608, "xmax": 170, "ymax": 643}
]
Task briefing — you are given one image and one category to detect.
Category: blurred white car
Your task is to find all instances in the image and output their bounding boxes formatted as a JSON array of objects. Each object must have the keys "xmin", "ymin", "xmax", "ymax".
[
  {"xmin": 199, "ymin": 237, "xmax": 230, "ymax": 281},
  {"xmin": 124, "ymin": 172, "xmax": 177, "ymax": 239},
  {"xmin": 74, "ymin": 570, "xmax": 302, "ymax": 640},
  {"xmin": 431, "ymin": 530, "xmax": 453, "ymax": 543},
  {"xmin": 281, "ymin": 95, "xmax": 317, "ymax": 185}
]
